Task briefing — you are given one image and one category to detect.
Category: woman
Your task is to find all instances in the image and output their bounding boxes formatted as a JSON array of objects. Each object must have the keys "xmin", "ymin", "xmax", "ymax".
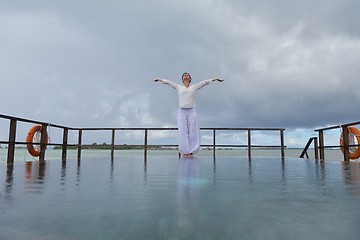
[{"xmin": 154, "ymin": 72, "xmax": 224, "ymax": 158}]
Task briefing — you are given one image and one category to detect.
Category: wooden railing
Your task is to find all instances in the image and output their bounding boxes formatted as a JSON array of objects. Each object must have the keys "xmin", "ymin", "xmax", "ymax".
[
  {"xmin": 313, "ymin": 121, "xmax": 360, "ymax": 161},
  {"xmin": 1, "ymin": 114, "xmax": 286, "ymax": 165},
  {"xmin": 299, "ymin": 137, "xmax": 318, "ymax": 159}
]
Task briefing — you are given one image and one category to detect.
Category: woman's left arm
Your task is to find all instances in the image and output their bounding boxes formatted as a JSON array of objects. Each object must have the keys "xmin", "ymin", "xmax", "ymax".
[{"xmin": 194, "ymin": 78, "xmax": 224, "ymax": 90}]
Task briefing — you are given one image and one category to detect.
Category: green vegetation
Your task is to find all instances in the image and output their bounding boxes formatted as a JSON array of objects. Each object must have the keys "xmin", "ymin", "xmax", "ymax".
[{"xmin": 53, "ymin": 143, "xmax": 144, "ymax": 150}]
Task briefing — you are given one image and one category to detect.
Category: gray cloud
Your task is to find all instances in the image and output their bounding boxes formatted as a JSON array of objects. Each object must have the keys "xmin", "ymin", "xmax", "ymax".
[{"xmin": 1, "ymin": 0, "xmax": 360, "ymax": 147}]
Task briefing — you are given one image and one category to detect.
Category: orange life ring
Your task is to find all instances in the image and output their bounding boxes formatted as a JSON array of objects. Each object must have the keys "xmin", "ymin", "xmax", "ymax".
[
  {"xmin": 340, "ymin": 126, "xmax": 360, "ymax": 159},
  {"xmin": 26, "ymin": 125, "xmax": 48, "ymax": 157}
]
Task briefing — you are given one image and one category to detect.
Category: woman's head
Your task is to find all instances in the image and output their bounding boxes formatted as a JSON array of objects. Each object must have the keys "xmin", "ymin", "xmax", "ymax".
[{"xmin": 182, "ymin": 72, "xmax": 191, "ymax": 83}]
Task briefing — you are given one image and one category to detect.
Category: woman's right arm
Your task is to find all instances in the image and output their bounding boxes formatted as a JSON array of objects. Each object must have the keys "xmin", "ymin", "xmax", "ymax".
[{"xmin": 154, "ymin": 78, "xmax": 179, "ymax": 90}]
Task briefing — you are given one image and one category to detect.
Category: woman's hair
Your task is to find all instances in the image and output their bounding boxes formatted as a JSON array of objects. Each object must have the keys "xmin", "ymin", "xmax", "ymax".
[{"xmin": 182, "ymin": 72, "xmax": 192, "ymax": 82}]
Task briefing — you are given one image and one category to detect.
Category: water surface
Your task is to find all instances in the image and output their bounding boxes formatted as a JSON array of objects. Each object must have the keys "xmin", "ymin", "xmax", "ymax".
[{"xmin": 1, "ymin": 156, "xmax": 360, "ymax": 240}]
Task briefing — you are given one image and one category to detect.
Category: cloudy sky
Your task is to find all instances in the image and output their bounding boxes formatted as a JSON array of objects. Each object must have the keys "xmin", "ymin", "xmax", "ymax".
[{"xmin": 1, "ymin": 0, "xmax": 360, "ymax": 148}]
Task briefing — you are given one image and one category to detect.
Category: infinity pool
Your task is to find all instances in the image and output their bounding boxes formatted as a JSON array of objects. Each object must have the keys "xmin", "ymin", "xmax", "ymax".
[{"xmin": 1, "ymin": 156, "xmax": 360, "ymax": 240}]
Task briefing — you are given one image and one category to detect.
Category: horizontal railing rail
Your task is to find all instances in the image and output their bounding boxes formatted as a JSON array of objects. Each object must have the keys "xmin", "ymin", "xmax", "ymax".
[{"xmin": 1, "ymin": 114, "xmax": 286, "ymax": 165}]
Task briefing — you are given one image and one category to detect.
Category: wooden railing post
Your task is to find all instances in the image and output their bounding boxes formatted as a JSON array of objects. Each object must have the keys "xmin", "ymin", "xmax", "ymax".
[
  {"xmin": 318, "ymin": 130, "xmax": 325, "ymax": 160},
  {"xmin": 314, "ymin": 137, "xmax": 319, "ymax": 159},
  {"xmin": 144, "ymin": 129, "xmax": 148, "ymax": 161},
  {"xmin": 7, "ymin": 119, "xmax": 17, "ymax": 165},
  {"xmin": 39, "ymin": 124, "xmax": 47, "ymax": 162},
  {"xmin": 77, "ymin": 129, "xmax": 82, "ymax": 160},
  {"xmin": 342, "ymin": 126, "xmax": 350, "ymax": 161},
  {"xmin": 111, "ymin": 129, "xmax": 115, "ymax": 158},
  {"xmin": 62, "ymin": 128, "xmax": 68, "ymax": 161},
  {"xmin": 280, "ymin": 129, "xmax": 285, "ymax": 159},
  {"xmin": 247, "ymin": 129, "xmax": 251, "ymax": 159},
  {"xmin": 213, "ymin": 129, "xmax": 216, "ymax": 158}
]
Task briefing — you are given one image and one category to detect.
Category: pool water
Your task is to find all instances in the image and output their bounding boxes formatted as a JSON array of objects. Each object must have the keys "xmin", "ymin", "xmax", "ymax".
[{"xmin": 1, "ymin": 156, "xmax": 360, "ymax": 240}]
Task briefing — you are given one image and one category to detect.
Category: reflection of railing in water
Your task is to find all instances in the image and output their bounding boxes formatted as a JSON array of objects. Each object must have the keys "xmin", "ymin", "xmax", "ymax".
[
  {"xmin": 301, "ymin": 121, "xmax": 360, "ymax": 161},
  {"xmin": 1, "ymin": 114, "xmax": 286, "ymax": 165}
]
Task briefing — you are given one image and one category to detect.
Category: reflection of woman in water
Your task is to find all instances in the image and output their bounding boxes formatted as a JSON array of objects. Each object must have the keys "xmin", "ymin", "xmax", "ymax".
[
  {"xmin": 154, "ymin": 73, "xmax": 224, "ymax": 158},
  {"xmin": 176, "ymin": 158, "xmax": 200, "ymax": 238}
]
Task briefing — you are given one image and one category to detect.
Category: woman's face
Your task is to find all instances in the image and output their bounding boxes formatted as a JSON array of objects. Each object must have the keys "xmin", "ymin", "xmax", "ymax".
[{"xmin": 182, "ymin": 73, "xmax": 191, "ymax": 81}]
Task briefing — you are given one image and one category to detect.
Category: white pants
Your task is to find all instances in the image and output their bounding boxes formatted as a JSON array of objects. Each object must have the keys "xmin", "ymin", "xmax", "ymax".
[{"xmin": 177, "ymin": 108, "xmax": 200, "ymax": 154}]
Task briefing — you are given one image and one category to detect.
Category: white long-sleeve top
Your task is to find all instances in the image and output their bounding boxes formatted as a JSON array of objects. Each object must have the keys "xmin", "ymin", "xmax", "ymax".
[{"xmin": 158, "ymin": 79, "xmax": 215, "ymax": 108}]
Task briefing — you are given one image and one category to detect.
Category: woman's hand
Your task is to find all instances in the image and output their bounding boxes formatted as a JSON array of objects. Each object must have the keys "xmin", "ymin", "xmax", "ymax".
[{"xmin": 212, "ymin": 78, "xmax": 224, "ymax": 82}]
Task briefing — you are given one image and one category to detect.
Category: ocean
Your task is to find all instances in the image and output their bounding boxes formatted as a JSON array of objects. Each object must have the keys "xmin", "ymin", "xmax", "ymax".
[{"xmin": 0, "ymin": 148, "xmax": 351, "ymax": 163}]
